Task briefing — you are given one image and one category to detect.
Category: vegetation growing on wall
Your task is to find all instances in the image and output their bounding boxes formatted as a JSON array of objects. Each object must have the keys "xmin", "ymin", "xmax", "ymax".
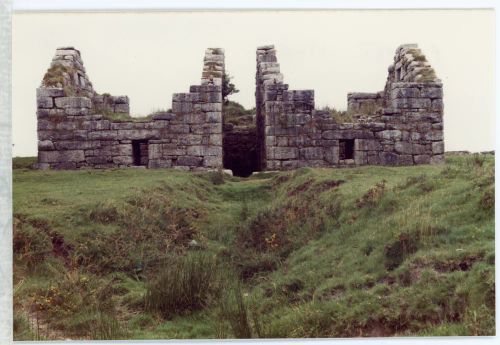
[
  {"xmin": 222, "ymin": 72, "xmax": 239, "ymax": 104},
  {"xmin": 42, "ymin": 64, "xmax": 78, "ymax": 96}
]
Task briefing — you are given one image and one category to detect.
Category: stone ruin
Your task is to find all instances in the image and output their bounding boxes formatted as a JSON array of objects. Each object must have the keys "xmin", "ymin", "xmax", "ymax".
[
  {"xmin": 36, "ymin": 47, "xmax": 223, "ymax": 170},
  {"xmin": 36, "ymin": 44, "xmax": 444, "ymax": 175}
]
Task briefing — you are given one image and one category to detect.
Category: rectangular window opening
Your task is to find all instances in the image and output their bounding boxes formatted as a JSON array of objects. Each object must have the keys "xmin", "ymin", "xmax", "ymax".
[
  {"xmin": 132, "ymin": 139, "xmax": 149, "ymax": 166},
  {"xmin": 339, "ymin": 139, "xmax": 354, "ymax": 160}
]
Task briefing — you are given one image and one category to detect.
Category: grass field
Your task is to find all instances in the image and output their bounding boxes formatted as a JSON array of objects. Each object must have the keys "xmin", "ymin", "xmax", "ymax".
[{"xmin": 12, "ymin": 153, "xmax": 495, "ymax": 339}]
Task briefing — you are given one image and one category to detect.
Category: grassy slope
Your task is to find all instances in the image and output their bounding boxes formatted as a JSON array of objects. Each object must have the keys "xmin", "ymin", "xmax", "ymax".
[{"xmin": 13, "ymin": 154, "xmax": 495, "ymax": 340}]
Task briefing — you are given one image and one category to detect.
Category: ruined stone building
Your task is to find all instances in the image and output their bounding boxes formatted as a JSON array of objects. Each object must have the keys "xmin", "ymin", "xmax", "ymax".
[{"xmin": 36, "ymin": 44, "xmax": 444, "ymax": 176}]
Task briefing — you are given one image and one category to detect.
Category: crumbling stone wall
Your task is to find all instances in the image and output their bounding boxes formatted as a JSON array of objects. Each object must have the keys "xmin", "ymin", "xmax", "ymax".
[
  {"xmin": 36, "ymin": 43, "xmax": 443, "ymax": 172},
  {"xmin": 347, "ymin": 92, "xmax": 384, "ymax": 114},
  {"xmin": 36, "ymin": 47, "xmax": 223, "ymax": 170},
  {"xmin": 256, "ymin": 44, "xmax": 444, "ymax": 170}
]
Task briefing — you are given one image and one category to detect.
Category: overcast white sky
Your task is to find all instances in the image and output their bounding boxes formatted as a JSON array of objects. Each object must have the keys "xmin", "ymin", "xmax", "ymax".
[{"xmin": 12, "ymin": 9, "xmax": 495, "ymax": 156}]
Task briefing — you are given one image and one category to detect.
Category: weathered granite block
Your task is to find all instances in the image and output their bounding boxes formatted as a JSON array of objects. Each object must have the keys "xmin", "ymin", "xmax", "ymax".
[
  {"xmin": 425, "ymin": 130, "xmax": 444, "ymax": 141},
  {"xmin": 114, "ymin": 103, "xmax": 130, "ymax": 113},
  {"xmin": 300, "ymin": 147, "xmax": 323, "ymax": 160},
  {"xmin": 55, "ymin": 97, "xmax": 91, "ymax": 109},
  {"xmin": 177, "ymin": 156, "xmax": 203, "ymax": 166},
  {"xmin": 37, "ymin": 88, "xmax": 65, "ymax": 98},
  {"xmin": 270, "ymin": 147, "xmax": 298, "ymax": 160},
  {"xmin": 355, "ymin": 139, "xmax": 381, "ymax": 151},
  {"xmin": 38, "ymin": 140, "xmax": 54, "ymax": 150},
  {"xmin": 432, "ymin": 141, "xmax": 445, "ymax": 154},
  {"xmin": 37, "ymin": 96, "xmax": 54, "ymax": 109},
  {"xmin": 377, "ymin": 130, "xmax": 402, "ymax": 141},
  {"xmin": 414, "ymin": 155, "xmax": 431, "ymax": 164},
  {"xmin": 203, "ymin": 156, "xmax": 222, "ymax": 168},
  {"xmin": 39, "ymin": 150, "xmax": 85, "ymax": 163}
]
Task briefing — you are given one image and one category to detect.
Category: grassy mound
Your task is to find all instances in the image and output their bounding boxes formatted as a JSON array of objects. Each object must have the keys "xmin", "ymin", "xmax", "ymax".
[
  {"xmin": 12, "ymin": 153, "xmax": 495, "ymax": 339},
  {"xmin": 223, "ymin": 101, "xmax": 255, "ymax": 127}
]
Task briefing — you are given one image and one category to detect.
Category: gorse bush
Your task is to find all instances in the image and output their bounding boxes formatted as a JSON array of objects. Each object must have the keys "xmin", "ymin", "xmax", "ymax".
[
  {"xmin": 75, "ymin": 189, "xmax": 199, "ymax": 274},
  {"xmin": 31, "ymin": 271, "xmax": 116, "ymax": 320},
  {"xmin": 145, "ymin": 253, "xmax": 223, "ymax": 318},
  {"xmin": 13, "ymin": 221, "xmax": 52, "ymax": 270}
]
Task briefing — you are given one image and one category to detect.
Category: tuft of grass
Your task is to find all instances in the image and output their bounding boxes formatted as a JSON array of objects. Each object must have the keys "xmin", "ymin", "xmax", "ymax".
[
  {"xmin": 65, "ymin": 310, "xmax": 127, "ymax": 340},
  {"xmin": 144, "ymin": 253, "xmax": 223, "ymax": 318},
  {"xmin": 93, "ymin": 108, "xmax": 153, "ymax": 122},
  {"xmin": 42, "ymin": 64, "xmax": 73, "ymax": 89},
  {"xmin": 417, "ymin": 69, "xmax": 437, "ymax": 83},
  {"xmin": 322, "ymin": 106, "xmax": 355, "ymax": 122},
  {"xmin": 408, "ymin": 49, "xmax": 428, "ymax": 62},
  {"xmin": 218, "ymin": 281, "xmax": 254, "ymax": 338}
]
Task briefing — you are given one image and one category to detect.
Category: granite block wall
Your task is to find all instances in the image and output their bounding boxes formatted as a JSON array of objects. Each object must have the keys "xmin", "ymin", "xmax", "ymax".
[
  {"xmin": 256, "ymin": 44, "xmax": 444, "ymax": 171},
  {"xmin": 36, "ymin": 47, "xmax": 223, "ymax": 170},
  {"xmin": 36, "ymin": 43, "xmax": 443, "ymax": 172}
]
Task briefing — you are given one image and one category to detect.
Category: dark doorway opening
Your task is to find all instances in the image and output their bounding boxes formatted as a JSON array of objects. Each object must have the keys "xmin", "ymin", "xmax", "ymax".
[
  {"xmin": 223, "ymin": 127, "xmax": 259, "ymax": 177},
  {"xmin": 132, "ymin": 140, "xmax": 149, "ymax": 167},
  {"xmin": 339, "ymin": 139, "xmax": 355, "ymax": 160}
]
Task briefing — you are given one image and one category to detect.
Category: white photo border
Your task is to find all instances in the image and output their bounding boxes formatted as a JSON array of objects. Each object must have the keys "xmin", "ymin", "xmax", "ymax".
[{"xmin": 1, "ymin": 1, "xmax": 498, "ymax": 345}]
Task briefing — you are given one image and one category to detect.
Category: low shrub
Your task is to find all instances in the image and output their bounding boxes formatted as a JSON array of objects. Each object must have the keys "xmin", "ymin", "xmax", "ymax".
[
  {"xmin": 13, "ymin": 222, "xmax": 52, "ymax": 270},
  {"xmin": 31, "ymin": 271, "xmax": 116, "ymax": 321}
]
